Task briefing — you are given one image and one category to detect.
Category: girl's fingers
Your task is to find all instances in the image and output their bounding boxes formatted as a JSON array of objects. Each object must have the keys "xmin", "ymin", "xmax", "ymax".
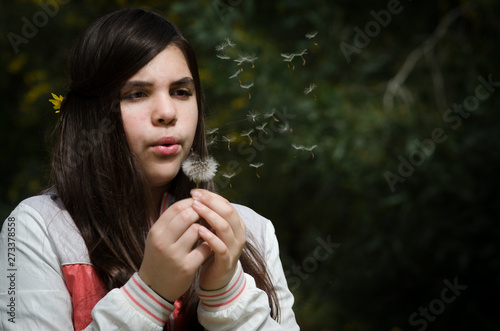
[
  {"xmin": 198, "ymin": 225, "xmax": 230, "ymax": 259},
  {"xmin": 191, "ymin": 189, "xmax": 246, "ymax": 241},
  {"xmin": 192, "ymin": 199, "xmax": 235, "ymax": 244},
  {"xmin": 152, "ymin": 199, "xmax": 200, "ymax": 244}
]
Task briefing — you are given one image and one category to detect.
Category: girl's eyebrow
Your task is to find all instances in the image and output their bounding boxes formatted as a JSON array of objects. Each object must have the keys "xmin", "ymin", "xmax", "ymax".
[
  {"xmin": 170, "ymin": 77, "xmax": 195, "ymax": 89},
  {"xmin": 122, "ymin": 77, "xmax": 194, "ymax": 89}
]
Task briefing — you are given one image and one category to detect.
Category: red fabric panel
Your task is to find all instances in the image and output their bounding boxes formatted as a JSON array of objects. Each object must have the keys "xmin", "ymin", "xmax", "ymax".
[{"xmin": 62, "ymin": 264, "xmax": 107, "ymax": 331}]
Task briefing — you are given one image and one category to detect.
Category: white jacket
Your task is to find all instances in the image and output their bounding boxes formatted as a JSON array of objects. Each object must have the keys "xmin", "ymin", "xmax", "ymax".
[{"xmin": 0, "ymin": 193, "xmax": 299, "ymax": 330}]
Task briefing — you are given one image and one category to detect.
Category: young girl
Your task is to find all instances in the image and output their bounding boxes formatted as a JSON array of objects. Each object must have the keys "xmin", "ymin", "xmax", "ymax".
[{"xmin": 0, "ymin": 7, "xmax": 299, "ymax": 331}]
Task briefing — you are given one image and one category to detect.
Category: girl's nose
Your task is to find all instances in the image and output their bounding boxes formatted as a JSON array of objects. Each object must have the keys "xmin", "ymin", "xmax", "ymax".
[{"xmin": 152, "ymin": 92, "xmax": 177, "ymax": 125}]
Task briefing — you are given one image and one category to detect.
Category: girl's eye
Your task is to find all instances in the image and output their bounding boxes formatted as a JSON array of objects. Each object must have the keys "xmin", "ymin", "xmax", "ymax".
[
  {"xmin": 121, "ymin": 91, "xmax": 147, "ymax": 101},
  {"xmin": 171, "ymin": 89, "xmax": 193, "ymax": 99}
]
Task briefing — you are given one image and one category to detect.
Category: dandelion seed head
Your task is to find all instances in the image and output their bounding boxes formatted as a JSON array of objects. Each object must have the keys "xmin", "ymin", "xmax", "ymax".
[{"xmin": 182, "ymin": 154, "xmax": 219, "ymax": 184}]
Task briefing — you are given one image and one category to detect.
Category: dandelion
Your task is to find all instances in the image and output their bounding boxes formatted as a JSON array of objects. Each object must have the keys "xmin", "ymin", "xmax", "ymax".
[
  {"xmin": 249, "ymin": 162, "xmax": 264, "ymax": 178},
  {"xmin": 256, "ymin": 122, "xmax": 268, "ymax": 135},
  {"xmin": 222, "ymin": 172, "xmax": 237, "ymax": 188},
  {"xmin": 241, "ymin": 128, "xmax": 254, "ymax": 145},
  {"xmin": 182, "ymin": 153, "xmax": 219, "ymax": 188},
  {"xmin": 304, "ymin": 83, "xmax": 317, "ymax": 101},
  {"xmin": 264, "ymin": 108, "xmax": 279, "ymax": 122},
  {"xmin": 246, "ymin": 109, "xmax": 260, "ymax": 122},
  {"xmin": 49, "ymin": 93, "xmax": 63, "ymax": 113},
  {"xmin": 222, "ymin": 135, "xmax": 236, "ymax": 151},
  {"xmin": 240, "ymin": 82, "xmax": 254, "ymax": 99}
]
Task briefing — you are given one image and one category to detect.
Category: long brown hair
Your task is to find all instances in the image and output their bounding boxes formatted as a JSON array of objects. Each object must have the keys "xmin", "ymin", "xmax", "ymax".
[{"xmin": 49, "ymin": 7, "xmax": 279, "ymax": 329}]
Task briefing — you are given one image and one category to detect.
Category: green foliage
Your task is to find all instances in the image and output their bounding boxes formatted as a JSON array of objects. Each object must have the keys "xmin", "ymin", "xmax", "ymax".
[{"xmin": 1, "ymin": 0, "xmax": 499, "ymax": 330}]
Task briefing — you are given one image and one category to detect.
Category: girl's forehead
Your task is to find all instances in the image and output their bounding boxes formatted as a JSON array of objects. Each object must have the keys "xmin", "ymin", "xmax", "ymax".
[{"xmin": 129, "ymin": 45, "xmax": 191, "ymax": 83}]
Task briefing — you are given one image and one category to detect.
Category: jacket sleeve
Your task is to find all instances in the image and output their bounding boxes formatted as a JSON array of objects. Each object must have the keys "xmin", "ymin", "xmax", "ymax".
[
  {"xmin": 196, "ymin": 219, "xmax": 300, "ymax": 330},
  {"xmin": 0, "ymin": 202, "xmax": 174, "ymax": 331}
]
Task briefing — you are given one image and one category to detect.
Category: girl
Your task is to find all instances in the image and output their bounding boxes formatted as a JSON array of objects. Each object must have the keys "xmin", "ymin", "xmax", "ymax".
[{"xmin": 0, "ymin": 7, "xmax": 299, "ymax": 331}]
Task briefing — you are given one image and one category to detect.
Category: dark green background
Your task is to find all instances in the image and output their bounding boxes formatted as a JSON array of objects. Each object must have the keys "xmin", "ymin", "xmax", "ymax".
[{"xmin": 1, "ymin": 0, "xmax": 499, "ymax": 330}]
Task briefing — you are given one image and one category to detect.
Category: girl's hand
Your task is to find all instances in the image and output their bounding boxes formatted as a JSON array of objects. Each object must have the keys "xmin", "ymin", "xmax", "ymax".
[
  {"xmin": 138, "ymin": 198, "xmax": 212, "ymax": 302},
  {"xmin": 190, "ymin": 189, "xmax": 246, "ymax": 291}
]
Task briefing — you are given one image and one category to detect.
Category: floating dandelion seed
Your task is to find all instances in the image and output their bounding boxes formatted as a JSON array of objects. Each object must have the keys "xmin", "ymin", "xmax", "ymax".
[
  {"xmin": 304, "ymin": 83, "xmax": 317, "ymax": 95},
  {"xmin": 303, "ymin": 145, "xmax": 318, "ymax": 159},
  {"xmin": 241, "ymin": 129, "xmax": 254, "ymax": 145},
  {"xmin": 222, "ymin": 172, "xmax": 236, "ymax": 188},
  {"xmin": 304, "ymin": 83, "xmax": 317, "ymax": 101},
  {"xmin": 207, "ymin": 135, "xmax": 218, "ymax": 147},
  {"xmin": 278, "ymin": 122, "xmax": 292, "ymax": 134},
  {"xmin": 216, "ymin": 54, "xmax": 231, "ymax": 60},
  {"xmin": 306, "ymin": 31, "xmax": 319, "ymax": 46},
  {"xmin": 246, "ymin": 109, "xmax": 260, "ymax": 122},
  {"xmin": 229, "ymin": 69, "xmax": 242, "ymax": 82},
  {"xmin": 240, "ymin": 82, "xmax": 254, "ymax": 99},
  {"xmin": 182, "ymin": 153, "xmax": 219, "ymax": 188},
  {"xmin": 249, "ymin": 162, "xmax": 264, "ymax": 178},
  {"xmin": 264, "ymin": 108, "xmax": 279, "ymax": 122},
  {"xmin": 305, "ymin": 31, "xmax": 318, "ymax": 39},
  {"xmin": 256, "ymin": 122, "xmax": 268, "ymax": 135},
  {"xmin": 206, "ymin": 128, "xmax": 219, "ymax": 135},
  {"xmin": 222, "ymin": 136, "xmax": 236, "ymax": 151},
  {"xmin": 296, "ymin": 49, "xmax": 308, "ymax": 66},
  {"xmin": 224, "ymin": 38, "xmax": 236, "ymax": 48},
  {"xmin": 281, "ymin": 53, "xmax": 296, "ymax": 70},
  {"xmin": 234, "ymin": 54, "xmax": 258, "ymax": 69},
  {"xmin": 292, "ymin": 144, "xmax": 305, "ymax": 158}
]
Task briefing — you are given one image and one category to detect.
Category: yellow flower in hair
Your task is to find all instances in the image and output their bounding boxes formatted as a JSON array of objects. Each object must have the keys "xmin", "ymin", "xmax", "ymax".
[{"xmin": 49, "ymin": 93, "xmax": 63, "ymax": 113}]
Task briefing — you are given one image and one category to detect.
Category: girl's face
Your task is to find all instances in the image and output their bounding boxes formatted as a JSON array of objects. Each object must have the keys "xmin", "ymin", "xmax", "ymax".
[{"xmin": 120, "ymin": 45, "xmax": 198, "ymax": 191}]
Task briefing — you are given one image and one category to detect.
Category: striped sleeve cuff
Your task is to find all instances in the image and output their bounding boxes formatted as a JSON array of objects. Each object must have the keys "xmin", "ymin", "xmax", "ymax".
[
  {"xmin": 121, "ymin": 272, "xmax": 175, "ymax": 326},
  {"xmin": 197, "ymin": 261, "xmax": 247, "ymax": 310}
]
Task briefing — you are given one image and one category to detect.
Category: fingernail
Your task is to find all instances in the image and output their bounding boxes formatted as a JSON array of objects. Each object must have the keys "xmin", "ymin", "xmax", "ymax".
[
  {"xmin": 191, "ymin": 190, "xmax": 202, "ymax": 199},
  {"xmin": 193, "ymin": 200, "xmax": 204, "ymax": 209}
]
